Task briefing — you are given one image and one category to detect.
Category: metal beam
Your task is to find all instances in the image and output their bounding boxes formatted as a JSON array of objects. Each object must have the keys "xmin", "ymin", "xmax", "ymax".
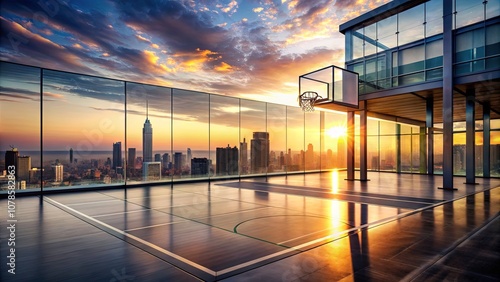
[
  {"xmin": 440, "ymin": 0, "xmax": 456, "ymax": 190},
  {"xmin": 483, "ymin": 103, "xmax": 491, "ymax": 177},
  {"xmin": 426, "ymin": 96, "xmax": 434, "ymax": 175},
  {"xmin": 360, "ymin": 101, "xmax": 368, "ymax": 180},
  {"xmin": 346, "ymin": 111, "xmax": 355, "ymax": 180},
  {"xmin": 465, "ymin": 89, "xmax": 477, "ymax": 184}
]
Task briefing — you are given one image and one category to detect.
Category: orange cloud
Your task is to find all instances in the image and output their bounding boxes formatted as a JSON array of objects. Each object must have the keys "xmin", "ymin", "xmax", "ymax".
[{"xmin": 214, "ymin": 62, "xmax": 233, "ymax": 72}]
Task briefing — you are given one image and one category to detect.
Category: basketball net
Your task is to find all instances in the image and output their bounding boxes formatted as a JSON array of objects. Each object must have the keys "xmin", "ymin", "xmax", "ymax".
[{"xmin": 299, "ymin": 91, "xmax": 320, "ymax": 112}]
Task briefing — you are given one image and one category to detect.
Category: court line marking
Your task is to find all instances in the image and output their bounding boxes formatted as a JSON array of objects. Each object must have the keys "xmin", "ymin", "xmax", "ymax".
[
  {"xmin": 124, "ymin": 220, "xmax": 189, "ymax": 232},
  {"xmin": 246, "ymin": 182, "xmax": 438, "ymax": 205},
  {"xmin": 44, "ymin": 196, "xmax": 217, "ymax": 279}
]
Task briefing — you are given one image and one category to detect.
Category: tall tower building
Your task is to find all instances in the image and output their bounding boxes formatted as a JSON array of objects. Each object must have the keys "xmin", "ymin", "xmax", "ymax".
[
  {"xmin": 173, "ymin": 152, "xmax": 183, "ymax": 172},
  {"xmin": 51, "ymin": 162, "xmax": 63, "ymax": 182},
  {"xmin": 143, "ymin": 100, "xmax": 153, "ymax": 163},
  {"xmin": 187, "ymin": 148, "xmax": 192, "ymax": 167},
  {"xmin": 17, "ymin": 156, "xmax": 31, "ymax": 182},
  {"xmin": 113, "ymin": 142, "xmax": 122, "ymax": 169},
  {"xmin": 191, "ymin": 158, "xmax": 209, "ymax": 176},
  {"xmin": 251, "ymin": 132, "xmax": 270, "ymax": 174},
  {"xmin": 5, "ymin": 148, "xmax": 19, "ymax": 178},
  {"xmin": 240, "ymin": 138, "xmax": 248, "ymax": 174},
  {"xmin": 69, "ymin": 148, "xmax": 73, "ymax": 163},
  {"xmin": 216, "ymin": 145, "xmax": 239, "ymax": 176},
  {"xmin": 127, "ymin": 148, "xmax": 136, "ymax": 172}
]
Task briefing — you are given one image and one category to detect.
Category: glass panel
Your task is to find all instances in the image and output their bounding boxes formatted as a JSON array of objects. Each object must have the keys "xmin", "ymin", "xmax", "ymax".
[
  {"xmin": 210, "ymin": 95, "xmax": 240, "ymax": 178},
  {"xmin": 364, "ymin": 23, "xmax": 377, "ymax": 57},
  {"xmin": 433, "ymin": 132, "xmax": 443, "ymax": 174},
  {"xmin": 0, "ymin": 62, "xmax": 41, "ymax": 192},
  {"xmin": 401, "ymin": 134, "xmax": 412, "ymax": 172},
  {"xmin": 377, "ymin": 15, "xmax": 397, "ymax": 50},
  {"xmin": 367, "ymin": 136, "xmax": 380, "ymax": 170},
  {"xmin": 380, "ymin": 120, "xmax": 396, "ymax": 135},
  {"xmin": 379, "ymin": 136, "xmax": 397, "ymax": 171},
  {"xmin": 398, "ymin": 4, "xmax": 425, "ymax": 46},
  {"xmin": 286, "ymin": 107, "xmax": 304, "ymax": 172},
  {"xmin": 486, "ymin": 0, "xmax": 500, "ymax": 20},
  {"xmin": 43, "ymin": 70, "xmax": 125, "ymax": 188},
  {"xmin": 353, "ymin": 28, "xmax": 364, "ymax": 59},
  {"xmin": 305, "ymin": 111, "xmax": 320, "ymax": 171},
  {"xmin": 365, "ymin": 58, "xmax": 377, "ymax": 82},
  {"xmin": 323, "ymin": 111, "xmax": 347, "ymax": 170},
  {"xmin": 399, "ymin": 72, "xmax": 425, "ymax": 85},
  {"xmin": 399, "ymin": 44, "xmax": 425, "ymax": 74},
  {"xmin": 456, "ymin": 0, "xmax": 484, "ymax": 29},
  {"xmin": 267, "ymin": 104, "xmax": 287, "ymax": 175},
  {"xmin": 426, "ymin": 0, "xmax": 444, "ymax": 37},
  {"xmin": 486, "ymin": 24, "xmax": 500, "ymax": 57},
  {"xmin": 426, "ymin": 39, "xmax": 443, "ymax": 68},
  {"xmin": 453, "ymin": 132, "xmax": 466, "ymax": 175},
  {"xmin": 172, "ymin": 89, "xmax": 209, "ymax": 180},
  {"xmin": 475, "ymin": 131, "xmax": 483, "ymax": 176},
  {"xmin": 491, "ymin": 119, "xmax": 500, "ymax": 129},
  {"xmin": 491, "ymin": 130, "xmax": 500, "ymax": 176},
  {"xmin": 427, "ymin": 68, "xmax": 443, "ymax": 80},
  {"xmin": 412, "ymin": 131, "xmax": 421, "ymax": 172},
  {"xmin": 126, "ymin": 83, "xmax": 171, "ymax": 183},
  {"xmin": 456, "ymin": 28, "xmax": 485, "ymax": 63},
  {"xmin": 240, "ymin": 100, "xmax": 266, "ymax": 175}
]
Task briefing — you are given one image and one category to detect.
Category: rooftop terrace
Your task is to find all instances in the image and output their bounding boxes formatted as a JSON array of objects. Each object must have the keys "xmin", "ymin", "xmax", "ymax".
[{"xmin": 1, "ymin": 171, "xmax": 499, "ymax": 281}]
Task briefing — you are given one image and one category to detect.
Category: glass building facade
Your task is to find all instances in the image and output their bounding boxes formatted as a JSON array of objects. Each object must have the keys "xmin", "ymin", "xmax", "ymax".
[
  {"xmin": 346, "ymin": 0, "xmax": 500, "ymax": 93},
  {"xmin": 337, "ymin": 0, "xmax": 500, "ymax": 189}
]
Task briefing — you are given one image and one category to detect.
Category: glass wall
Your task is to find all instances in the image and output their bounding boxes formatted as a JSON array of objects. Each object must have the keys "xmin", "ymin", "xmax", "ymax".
[
  {"xmin": 2, "ymin": 61, "xmax": 499, "ymax": 194},
  {"xmin": 347, "ymin": 0, "xmax": 445, "ymax": 93}
]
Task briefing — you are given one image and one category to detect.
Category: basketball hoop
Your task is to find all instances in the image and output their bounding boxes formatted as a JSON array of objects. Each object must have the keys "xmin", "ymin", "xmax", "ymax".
[{"xmin": 299, "ymin": 91, "xmax": 321, "ymax": 112}]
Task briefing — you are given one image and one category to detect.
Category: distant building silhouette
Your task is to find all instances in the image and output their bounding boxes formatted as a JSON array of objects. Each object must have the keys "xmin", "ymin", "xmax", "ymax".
[
  {"xmin": 128, "ymin": 148, "xmax": 136, "ymax": 173},
  {"xmin": 191, "ymin": 158, "xmax": 209, "ymax": 176},
  {"xmin": 143, "ymin": 162, "xmax": 161, "ymax": 181},
  {"xmin": 174, "ymin": 152, "xmax": 183, "ymax": 172},
  {"xmin": 251, "ymin": 132, "xmax": 269, "ymax": 174},
  {"xmin": 240, "ymin": 138, "xmax": 248, "ymax": 174},
  {"xmin": 112, "ymin": 142, "xmax": 122, "ymax": 169},
  {"xmin": 154, "ymin": 153, "xmax": 161, "ymax": 162},
  {"xmin": 216, "ymin": 145, "xmax": 239, "ymax": 175},
  {"xmin": 143, "ymin": 101, "xmax": 153, "ymax": 162},
  {"xmin": 187, "ymin": 148, "xmax": 192, "ymax": 167},
  {"xmin": 17, "ymin": 156, "xmax": 31, "ymax": 183},
  {"xmin": 162, "ymin": 153, "xmax": 170, "ymax": 170},
  {"xmin": 52, "ymin": 161, "xmax": 63, "ymax": 182},
  {"xmin": 5, "ymin": 147, "xmax": 19, "ymax": 178},
  {"xmin": 69, "ymin": 148, "xmax": 73, "ymax": 163}
]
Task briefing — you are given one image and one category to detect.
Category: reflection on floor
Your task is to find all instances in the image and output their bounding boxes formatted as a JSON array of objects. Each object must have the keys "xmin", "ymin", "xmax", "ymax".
[{"xmin": 1, "ymin": 172, "xmax": 499, "ymax": 281}]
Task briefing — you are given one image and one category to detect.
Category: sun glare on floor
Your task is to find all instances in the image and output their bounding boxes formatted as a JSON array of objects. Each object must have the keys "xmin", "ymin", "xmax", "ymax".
[{"xmin": 331, "ymin": 169, "xmax": 339, "ymax": 194}]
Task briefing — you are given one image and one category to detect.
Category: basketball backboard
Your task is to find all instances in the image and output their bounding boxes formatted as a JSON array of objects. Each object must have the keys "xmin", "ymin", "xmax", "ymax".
[{"xmin": 299, "ymin": 65, "xmax": 359, "ymax": 111}]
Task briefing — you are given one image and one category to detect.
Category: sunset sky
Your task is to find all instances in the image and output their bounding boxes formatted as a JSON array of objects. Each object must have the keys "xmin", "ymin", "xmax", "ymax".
[
  {"xmin": 1, "ymin": 0, "xmax": 392, "ymax": 152},
  {"xmin": 0, "ymin": 0, "xmax": 390, "ymax": 103}
]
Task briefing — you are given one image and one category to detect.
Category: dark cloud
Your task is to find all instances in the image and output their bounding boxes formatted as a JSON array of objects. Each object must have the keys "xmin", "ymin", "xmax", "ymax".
[{"xmin": 114, "ymin": 0, "xmax": 229, "ymax": 53}]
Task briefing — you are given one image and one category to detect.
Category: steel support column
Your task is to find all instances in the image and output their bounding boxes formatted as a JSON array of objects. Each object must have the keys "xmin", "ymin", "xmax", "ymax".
[
  {"xmin": 483, "ymin": 103, "xmax": 491, "ymax": 177},
  {"xmin": 440, "ymin": 0, "xmax": 456, "ymax": 190},
  {"xmin": 426, "ymin": 97, "xmax": 434, "ymax": 175},
  {"xmin": 346, "ymin": 111, "xmax": 355, "ymax": 180},
  {"xmin": 465, "ymin": 89, "xmax": 477, "ymax": 184},
  {"xmin": 360, "ymin": 102, "xmax": 368, "ymax": 181}
]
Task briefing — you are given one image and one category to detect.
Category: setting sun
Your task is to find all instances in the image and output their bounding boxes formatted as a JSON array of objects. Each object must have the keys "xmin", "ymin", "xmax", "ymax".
[{"xmin": 326, "ymin": 126, "xmax": 347, "ymax": 138}]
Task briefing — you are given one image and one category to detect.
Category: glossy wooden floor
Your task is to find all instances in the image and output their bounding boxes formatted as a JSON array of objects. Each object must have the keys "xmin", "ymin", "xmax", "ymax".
[{"xmin": 1, "ymin": 172, "xmax": 499, "ymax": 281}]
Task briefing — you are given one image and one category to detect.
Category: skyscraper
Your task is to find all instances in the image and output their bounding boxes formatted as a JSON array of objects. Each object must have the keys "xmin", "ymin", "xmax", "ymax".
[
  {"xmin": 52, "ymin": 162, "xmax": 63, "ymax": 182},
  {"xmin": 5, "ymin": 147, "xmax": 19, "ymax": 178},
  {"xmin": 251, "ymin": 132, "xmax": 269, "ymax": 174},
  {"xmin": 113, "ymin": 142, "xmax": 122, "ymax": 169},
  {"xmin": 187, "ymin": 148, "xmax": 192, "ymax": 167},
  {"xmin": 143, "ymin": 101, "xmax": 153, "ymax": 163},
  {"xmin": 173, "ymin": 152, "xmax": 183, "ymax": 172},
  {"xmin": 17, "ymin": 156, "xmax": 31, "ymax": 182},
  {"xmin": 69, "ymin": 148, "xmax": 73, "ymax": 163},
  {"xmin": 240, "ymin": 138, "xmax": 248, "ymax": 174},
  {"xmin": 216, "ymin": 145, "xmax": 239, "ymax": 176},
  {"xmin": 191, "ymin": 158, "xmax": 209, "ymax": 176},
  {"xmin": 128, "ymin": 148, "xmax": 136, "ymax": 172}
]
